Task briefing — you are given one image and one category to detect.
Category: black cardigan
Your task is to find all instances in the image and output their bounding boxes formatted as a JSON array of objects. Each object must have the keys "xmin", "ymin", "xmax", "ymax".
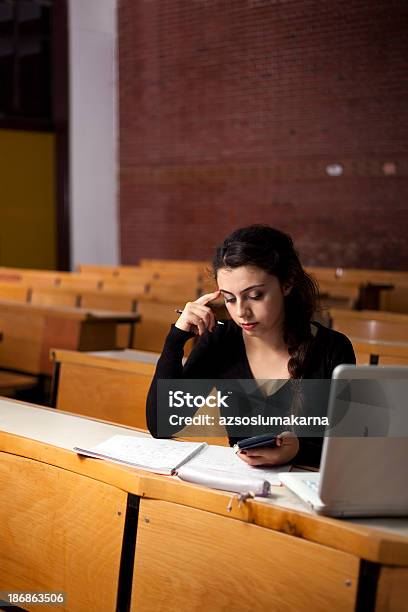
[{"xmin": 146, "ymin": 320, "xmax": 356, "ymax": 467}]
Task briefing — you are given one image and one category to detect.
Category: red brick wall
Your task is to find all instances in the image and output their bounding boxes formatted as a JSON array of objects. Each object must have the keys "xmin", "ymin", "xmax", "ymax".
[{"xmin": 118, "ymin": 0, "xmax": 408, "ymax": 269}]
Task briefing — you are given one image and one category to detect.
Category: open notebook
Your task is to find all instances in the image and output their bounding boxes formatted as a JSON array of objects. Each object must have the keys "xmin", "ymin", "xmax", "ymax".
[
  {"xmin": 74, "ymin": 435, "xmax": 290, "ymax": 496},
  {"xmin": 74, "ymin": 436, "xmax": 204, "ymax": 475}
]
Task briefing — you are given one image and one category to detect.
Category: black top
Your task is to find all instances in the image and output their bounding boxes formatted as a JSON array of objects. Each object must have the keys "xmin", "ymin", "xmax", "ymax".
[{"xmin": 146, "ymin": 320, "xmax": 356, "ymax": 467}]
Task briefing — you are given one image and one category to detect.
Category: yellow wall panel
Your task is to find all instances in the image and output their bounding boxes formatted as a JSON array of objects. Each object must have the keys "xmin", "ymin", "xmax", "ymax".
[{"xmin": 0, "ymin": 129, "xmax": 56, "ymax": 269}]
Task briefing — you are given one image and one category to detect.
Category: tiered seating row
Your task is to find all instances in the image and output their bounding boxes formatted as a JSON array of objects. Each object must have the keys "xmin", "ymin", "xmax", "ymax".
[
  {"xmin": 329, "ymin": 308, "xmax": 408, "ymax": 365},
  {"xmin": 0, "ymin": 262, "xmax": 407, "ymax": 404},
  {"xmin": 306, "ymin": 266, "xmax": 408, "ymax": 313},
  {"xmin": 1, "ymin": 404, "xmax": 406, "ymax": 612},
  {"xmin": 0, "ymin": 265, "xmax": 211, "ymax": 360},
  {"xmin": 0, "ymin": 264, "xmax": 209, "ymax": 399}
]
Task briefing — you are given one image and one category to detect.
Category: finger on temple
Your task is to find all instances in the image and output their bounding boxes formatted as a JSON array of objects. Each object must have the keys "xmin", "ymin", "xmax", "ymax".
[{"xmin": 195, "ymin": 290, "xmax": 221, "ymax": 305}]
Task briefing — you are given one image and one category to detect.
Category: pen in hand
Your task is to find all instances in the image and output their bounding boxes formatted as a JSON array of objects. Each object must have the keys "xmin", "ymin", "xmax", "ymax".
[{"xmin": 174, "ymin": 309, "xmax": 225, "ymax": 325}]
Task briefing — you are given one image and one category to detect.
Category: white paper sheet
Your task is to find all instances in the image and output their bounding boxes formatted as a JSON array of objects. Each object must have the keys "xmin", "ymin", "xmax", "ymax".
[
  {"xmin": 187, "ymin": 444, "xmax": 291, "ymax": 486},
  {"xmin": 74, "ymin": 435, "xmax": 206, "ymax": 474}
]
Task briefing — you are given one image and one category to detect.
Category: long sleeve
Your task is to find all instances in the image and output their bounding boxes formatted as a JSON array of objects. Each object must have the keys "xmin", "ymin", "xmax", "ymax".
[
  {"xmin": 295, "ymin": 328, "xmax": 356, "ymax": 468},
  {"xmin": 146, "ymin": 320, "xmax": 357, "ymax": 467},
  {"xmin": 327, "ymin": 332, "xmax": 356, "ymax": 373},
  {"xmin": 146, "ymin": 324, "xmax": 223, "ymax": 437}
]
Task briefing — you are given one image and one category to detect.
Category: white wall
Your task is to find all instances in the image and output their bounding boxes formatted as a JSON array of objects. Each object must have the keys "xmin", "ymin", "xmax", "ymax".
[{"xmin": 68, "ymin": 0, "xmax": 119, "ymax": 268}]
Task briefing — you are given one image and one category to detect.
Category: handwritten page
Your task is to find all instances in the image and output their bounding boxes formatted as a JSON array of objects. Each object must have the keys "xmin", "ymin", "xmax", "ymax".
[
  {"xmin": 187, "ymin": 444, "xmax": 291, "ymax": 487},
  {"xmin": 74, "ymin": 435, "xmax": 206, "ymax": 475}
]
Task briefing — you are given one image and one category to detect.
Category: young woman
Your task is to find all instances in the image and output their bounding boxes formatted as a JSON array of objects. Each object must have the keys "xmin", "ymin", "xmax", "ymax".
[{"xmin": 146, "ymin": 225, "xmax": 355, "ymax": 468}]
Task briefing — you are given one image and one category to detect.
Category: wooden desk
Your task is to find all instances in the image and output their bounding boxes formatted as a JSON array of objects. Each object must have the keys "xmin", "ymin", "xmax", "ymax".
[
  {"xmin": 0, "ymin": 400, "xmax": 144, "ymax": 612},
  {"xmin": 307, "ymin": 268, "xmax": 396, "ymax": 310},
  {"xmin": 0, "ymin": 281, "xmax": 30, "ymax": 302},
  {"xmin": 77, "ymin": 263, "xmax": 144, "ymax": 276},
  {"xmin": 0, "ymin": 371, "xmax": 38, "ymax": 395},
  {"xmin": 51, "ymin": 350, "xmax": 228, "ymax": 446},
  {"xmin": 85, "ymin": 348, "xmax": 160, "ymax": 364},
  {"xmin": 306, "ymin": 266, "xmax": 408, "ymax": 286},
  {"xmin": 50, "ymin": 349, "xmax": 228, "ymax": 445},
  {"xmin": 133, "ymin": 299, "xmax": 195, "ymax": 355},
  {"xmin": 351, "ymin": 337, "xmax": 408, "ymax": 366},
  {"xmin": 318, "ymin": 280, "xmax": 360, "ymax": 309},
  {"xmin": 330, "ymin": 309, "xmax": 408, "ymax": 343},
  {"xmin": 50, "ymin": 349, "xmax": 156, "ymax": 429},
  {"xmin": 0, "ymin": 399, "xmax": 407, "ymax": 611},
  {"xmin": 381, "ymin": 285, "xmax": 408, "ymax": 314},
  {"xmin": 0, "ymin": 300, "xmax": 140, "ymax": 376},
  {"xmin": 359, "ymin": 283, "xmax": 394, "ymax": 311}
]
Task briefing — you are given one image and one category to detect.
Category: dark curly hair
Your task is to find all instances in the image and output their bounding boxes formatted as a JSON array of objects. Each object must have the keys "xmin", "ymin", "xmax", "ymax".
[{"xmin": 213, "ymin": 225, "xmax": 319, "ymax": 379}]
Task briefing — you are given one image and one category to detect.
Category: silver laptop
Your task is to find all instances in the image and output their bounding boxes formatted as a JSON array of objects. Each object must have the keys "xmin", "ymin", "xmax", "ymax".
[{"xmin": 279, "ymin": 365, "xmax": 408, "ymax": 517}]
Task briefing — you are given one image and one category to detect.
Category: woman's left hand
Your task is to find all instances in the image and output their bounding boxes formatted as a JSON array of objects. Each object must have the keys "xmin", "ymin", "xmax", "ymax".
[{"xmin": 237, "ymin": 431, "xmax": 299, "ymax": 467}]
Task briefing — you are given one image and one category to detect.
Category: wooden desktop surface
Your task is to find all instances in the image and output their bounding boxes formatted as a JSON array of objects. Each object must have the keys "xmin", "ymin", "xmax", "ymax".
[
  {"xmin": 51, "ymin": 348, "xmax": 158, "ymax": 375},
  {"xmin": 0, "ymin": 399, "xmax": 407, "ymax": 611},
  {"xmin": 0, "ymin": 298, "xmax": 141, "ymax": 322},
  {"xmin": 0, "ymin": 300, "xmax": 140, "ymax": 375},
  {"xmin": 50, "ymin": 349, "xmax": 227, "ymax": 445},
  {"xmin": 85, "ymin": 348, "xmax": 161, "ymax": 364},
  {"xmin": 49, "ymin": 349, "xmax": 156, "ymax": 432}
]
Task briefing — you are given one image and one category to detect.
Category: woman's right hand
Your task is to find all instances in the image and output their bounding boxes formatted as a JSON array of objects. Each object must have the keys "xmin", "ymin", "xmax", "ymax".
[{"xmin": 175, "ymin": 290, "xmax": 221, "ymax": 335}]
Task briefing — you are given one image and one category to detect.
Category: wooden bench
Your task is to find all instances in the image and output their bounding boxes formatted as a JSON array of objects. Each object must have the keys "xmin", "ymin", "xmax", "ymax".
[
  {"xmin": 0, "ymin": 300, "xmax": 140, "ymax": 376},
  {"xmin": 0, "ymin": 444, "xmax": 127, "ymax": 610},
  {"xmin": 56, "ymin": 272, "xmax": 104, "ymax": 290},
  {"xmin": 4, "ymin": 284, "xmax": 142, "ymax": 349},
  {"xmin": 78, "ymin": 263, "xmax": 158, "ymax": 280},
  {"xmin": 80, "ymin": 289, "xmax": 143, "ymax": 348},
  {"xmin": 0, "ymin": 267, "xmax": 61, "ymax": 286},
  {"xmin": 350, "ymin": 338, "xmax": 408, "ymax": 366},
  {"xmin": 132, "ymin": 498, "xmax": 359, "ymax": 611},
  {"xmin": 146, "ymin": 279, "xmax": 201, "ymax": 303},
  {"xmin": 344, "ymin": 268, "xmax": 408, "ymax": 285},
  {"xmin": 139, "ymin": 258, "xmax": 210, "ymax": 283},
  {"xmin": 307, "ymin": 266, "xmax": 408, "ymax": 285},
  {"xmin": 317, "ymin": 280, "xmax": 360, "ymax": 309},
  {"xmin": 140, "ymin": 258, "xmax": 209, "ymax": 272},
  {"xmin": 78, "ymin": 263, "xmax": 141, "ymax": 276},
  {"xmin": 0, "ymin": 371, "xmax": 38, "ymax": 396},
  {"xmin": 0, "ymin": 281, "xmax": 30, "ymax": 302},
  {"xmin": 50, "ymin": 349, "xmax": 228, "ymax": 445},
  {"xmin": 30, "ymin": 286, "xmax": 81, "ymax": 308},
  {"xmin": 0, "ymin": 278, "xmax": 190, "ymax": 353},
  {"xmin": 330, "ymin": 309, "xmax": 408, "ymax": 343},
  {"xmin": 51, "ymin": 349, "xmax": 157, "ymax": 429},
  {"xmin": 380, "ymin": 285, "xmax": 408, "ymax": 314},
  {"xmin": 100, "ymin": 277, "xmax": 149, "ymax": 294},
  {"xmin": 0, "ymin": 403, "xmax": 407, "ymax": 612},
  {"xmin": 134, "ymin": 299, "xmax": 195, "ymax": 354},
  {"xmin": 80, "ymin": 289, "xmax": 139, "ymax": 312},
  {"xmin": 307, "ymin": 267, "xmax": 408, "ymax": 309}
]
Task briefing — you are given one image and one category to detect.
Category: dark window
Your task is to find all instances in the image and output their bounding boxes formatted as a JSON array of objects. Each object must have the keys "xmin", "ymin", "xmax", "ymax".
[{"xmin": 0, "ymin": 0, "xmax": 52, "ymax": 121}]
